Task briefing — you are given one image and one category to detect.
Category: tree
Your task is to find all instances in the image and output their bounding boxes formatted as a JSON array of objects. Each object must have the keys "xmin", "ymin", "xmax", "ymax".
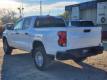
[
  {"xmin": 59, "ymin": 11, "xmax": 70, "ymax": 20},
  {"xmin": 0, "ymin": 9, "xmax": 18, "ymax": 24}
]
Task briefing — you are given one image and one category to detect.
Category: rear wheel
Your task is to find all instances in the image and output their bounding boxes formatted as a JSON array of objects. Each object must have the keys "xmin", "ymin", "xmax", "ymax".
[
  {"xmin": 33, "ymin": 46, "xmax": 53, "ymax": 70},
  {"xmin": 3, "ymin": 39, "xmax": 12, "ymax": 55}
]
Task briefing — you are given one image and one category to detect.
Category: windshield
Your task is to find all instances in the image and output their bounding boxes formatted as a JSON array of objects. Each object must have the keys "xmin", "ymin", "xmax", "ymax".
[
  {"xmin": 71, "ymin": 21, "xmax": 95, "ymax": 27},
  {"xmin": 35, "ymin": 17, "xmax": 65, "ymax": 27}
]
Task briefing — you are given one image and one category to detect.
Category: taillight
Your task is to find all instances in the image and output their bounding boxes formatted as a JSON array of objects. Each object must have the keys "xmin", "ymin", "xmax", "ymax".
[{"xmin": 58, "ymin": 31, "xmax": 67, "ymax": 47}]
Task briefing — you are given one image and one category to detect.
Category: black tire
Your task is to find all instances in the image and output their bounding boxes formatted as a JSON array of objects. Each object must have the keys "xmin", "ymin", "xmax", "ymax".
[
  {"xmin": 3, "ymin": 39, "xmax": 12, "ymax": 55},
  {"xmin": 32, "ymin": 46, "xmax": 52, "ymax": 70}
]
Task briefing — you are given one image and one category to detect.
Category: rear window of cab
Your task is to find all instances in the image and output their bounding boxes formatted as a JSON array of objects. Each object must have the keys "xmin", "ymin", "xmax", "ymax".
[{"xmin": 35, "ymin": 17, "xmax": 65, "ymax": 28}]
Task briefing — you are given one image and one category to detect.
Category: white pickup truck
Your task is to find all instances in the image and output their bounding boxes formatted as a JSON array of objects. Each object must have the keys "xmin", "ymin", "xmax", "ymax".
[{"xmin": 3, "ymin": 16, "xmax": 103, "ymax": 70}]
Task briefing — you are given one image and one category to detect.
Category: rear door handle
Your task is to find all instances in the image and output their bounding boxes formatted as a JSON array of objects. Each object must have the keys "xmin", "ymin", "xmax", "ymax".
[
  {"xmin": 16, "ymin": 32, "xmax": 19, "ymax": 34},
  {"xmin": 84, "ymin": 29, "xmax": 91, "ymax": 33},
  {"xmin": 25, "ymin": 33, "xmax": 29, "ymax": 35},
  {"xmin": 25, "ymin": 33, "xmax": 32, "ymax": 37}
]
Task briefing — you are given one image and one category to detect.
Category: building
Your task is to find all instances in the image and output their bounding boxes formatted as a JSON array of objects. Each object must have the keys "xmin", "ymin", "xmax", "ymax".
[{"xmin": 65, "ymin": 0, "xmax": 107, "ymax": 39}]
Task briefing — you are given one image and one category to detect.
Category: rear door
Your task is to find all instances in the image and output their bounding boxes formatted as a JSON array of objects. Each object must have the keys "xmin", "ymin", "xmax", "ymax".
[
  {"xmin": 18, "ymin": 17, "xmax": 33, "ymax": 51},
  {"xmin": 67, "ymin": 21, "xmax": 102, "ymax": 49}
]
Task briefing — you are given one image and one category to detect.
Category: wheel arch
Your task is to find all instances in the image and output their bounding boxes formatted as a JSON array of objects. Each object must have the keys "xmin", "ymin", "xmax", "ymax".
[
  {"xmin": 32, "ymin": 40, "xmax": 45, "ymax": 50},
  {"xmin": 32, "ymin": 40, "xmax": 55, "ymax": 59}
]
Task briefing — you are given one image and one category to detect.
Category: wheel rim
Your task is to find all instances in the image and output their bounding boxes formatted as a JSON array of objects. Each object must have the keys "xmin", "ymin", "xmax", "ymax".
[{"xmin": 35, "ymin": 51, "xmax": 43, "ymax": 67}]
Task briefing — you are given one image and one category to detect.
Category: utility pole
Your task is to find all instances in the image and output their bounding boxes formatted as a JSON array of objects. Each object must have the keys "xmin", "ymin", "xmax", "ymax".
[
  {"xmin": 18, "ymin": 7, "xmax": 24, "ymax": 18},
  {"xmin": 40, "ymin": 0, "xmax": 42, "ymax": 16},
  {"xmin": 18, "ymin": 0, "xmax": 24, "ymax": 18}
]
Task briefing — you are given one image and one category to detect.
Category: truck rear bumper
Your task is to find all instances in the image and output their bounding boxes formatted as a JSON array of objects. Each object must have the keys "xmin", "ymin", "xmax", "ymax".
[{"xmin": 56, "ymin": 46, "xmax": 104, "ymax": 60}]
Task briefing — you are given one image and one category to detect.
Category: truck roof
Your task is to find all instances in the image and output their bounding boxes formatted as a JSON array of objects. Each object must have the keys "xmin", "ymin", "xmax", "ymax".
[{"xmin": 23, "ymin": 15, "xmax": 62, "ymax": 19}]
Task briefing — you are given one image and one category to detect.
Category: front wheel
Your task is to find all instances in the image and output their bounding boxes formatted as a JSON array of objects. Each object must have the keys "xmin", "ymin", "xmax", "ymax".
[
  {"xmin": 33, "ymin": 46, "xmax": 52, "ymax": 70},
  {"xmin": 3, "ymin": 39, "xmax": 12, "ymax": 55}
]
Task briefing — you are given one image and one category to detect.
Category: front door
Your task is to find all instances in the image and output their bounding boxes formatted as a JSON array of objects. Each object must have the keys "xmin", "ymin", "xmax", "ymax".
[{"xmin": 11, "ymin": 19, "xmax": 24, "ymax": 49}]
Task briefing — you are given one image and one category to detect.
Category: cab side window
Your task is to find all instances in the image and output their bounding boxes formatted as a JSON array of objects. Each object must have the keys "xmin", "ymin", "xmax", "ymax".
[
  {"xmin": 23, "ymin": 18, "xmax": 31, "ymax": 30},
  {"xmin": 14, "ymin": 19, "xmax": 23, "ymax": 30}
]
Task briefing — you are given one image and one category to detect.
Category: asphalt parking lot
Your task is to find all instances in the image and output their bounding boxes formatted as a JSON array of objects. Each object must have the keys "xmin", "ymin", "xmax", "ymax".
[{"xmin": 0, "ymin": 39, "xmax": 107, "ymax": 80}]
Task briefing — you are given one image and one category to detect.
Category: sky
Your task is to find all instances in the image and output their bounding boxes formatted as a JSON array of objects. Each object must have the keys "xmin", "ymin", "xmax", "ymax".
[{"xmin": 0, "ymin": 0, "xmax": 92, "ymax": 17}]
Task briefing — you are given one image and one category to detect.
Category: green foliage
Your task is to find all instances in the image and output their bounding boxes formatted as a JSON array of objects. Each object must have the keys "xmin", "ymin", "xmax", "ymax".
[{"xmin": 59, "ymin": 11, "xmax": 70, "ymax": 20}]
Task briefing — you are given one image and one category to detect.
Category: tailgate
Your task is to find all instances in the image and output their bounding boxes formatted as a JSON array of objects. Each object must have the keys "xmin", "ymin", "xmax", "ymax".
[{"xmin": 67, "ymin": 27, "xmax": 102, "ymax": 49}]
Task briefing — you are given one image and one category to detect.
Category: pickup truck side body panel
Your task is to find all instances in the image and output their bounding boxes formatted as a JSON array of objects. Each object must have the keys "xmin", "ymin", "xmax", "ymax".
[{"xmin": 3, "ymin": 16, "xmax": 102, "ymax": 56}]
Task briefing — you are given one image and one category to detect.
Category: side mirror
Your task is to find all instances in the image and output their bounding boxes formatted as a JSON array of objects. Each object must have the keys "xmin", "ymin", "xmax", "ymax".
[
  {"xmin": 6, "ymin": 25, "xmax": 14, "ymax": 30},
  {"xmin": 7, "ymin": 26, "xmax": 14, "ymax": 30}
]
